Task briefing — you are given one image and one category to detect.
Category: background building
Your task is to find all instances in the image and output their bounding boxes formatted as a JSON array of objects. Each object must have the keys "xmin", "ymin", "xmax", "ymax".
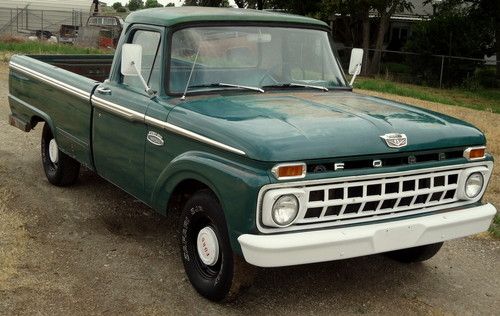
[{"xmin": 0, "ymin": 0, "xmax": 95, "ymax": 36}]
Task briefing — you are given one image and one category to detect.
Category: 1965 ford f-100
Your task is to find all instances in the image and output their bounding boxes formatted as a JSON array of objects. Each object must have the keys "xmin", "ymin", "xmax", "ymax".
[{"xmin": 8, "ymin": 7, "xmax": 497, "ymax": 301}]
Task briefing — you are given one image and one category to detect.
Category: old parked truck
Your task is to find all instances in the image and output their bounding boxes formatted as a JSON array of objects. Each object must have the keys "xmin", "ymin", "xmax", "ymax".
[{"xmin": 8, "ymin": 7, "xmax": 497, "ymax": 301}]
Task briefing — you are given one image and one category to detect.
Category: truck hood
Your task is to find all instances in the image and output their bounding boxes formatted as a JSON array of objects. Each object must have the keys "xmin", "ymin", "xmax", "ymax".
[{"xmin": 167, "ymin": 91, "xmax": 485, "ymax": 162}]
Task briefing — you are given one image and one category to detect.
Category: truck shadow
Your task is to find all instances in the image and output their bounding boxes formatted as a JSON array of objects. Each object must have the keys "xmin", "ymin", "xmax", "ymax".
[{"xmin": 81, "ymin": 169, "xmax": 441, "ymax": 310}]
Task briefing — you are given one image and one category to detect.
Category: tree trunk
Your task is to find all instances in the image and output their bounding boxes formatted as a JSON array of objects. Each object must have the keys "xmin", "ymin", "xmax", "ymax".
[
  {"xmin": 368, "ymin": 14, "xmax": 390, "ymax": 75},
  {"xmin": 257, "ymin": 0, "xmax": 263, "ymax": 10},
  {"xmin": 234, "ymin": 0, "xmax": 245, "ymax": 8},
  {"xmin": 361, "ymin": 12, "xmax": 370, "ymax": 75},
  {"xmin": 496, "ymin": 6, "xmax": 500, "ymax": 79}
]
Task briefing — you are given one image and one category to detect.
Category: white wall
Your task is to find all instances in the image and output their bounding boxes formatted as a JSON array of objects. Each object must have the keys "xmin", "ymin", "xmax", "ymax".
[
  {"xmin": 0, "ymin": 1, "xmax": 92, "ymax": 35},
  {"xmin": 0, "ymin": 0, "xmax": 92, "ymax": 12}
]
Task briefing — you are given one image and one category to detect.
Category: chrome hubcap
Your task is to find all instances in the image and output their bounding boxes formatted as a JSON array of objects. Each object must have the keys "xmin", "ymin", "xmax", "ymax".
[
  {"xmin": 196, "ymin": 227, "xmax": 219, "ymax": 266},
  {"xmin": 48, "ymin": 139, "xmax": 59, "ymax": 164}
]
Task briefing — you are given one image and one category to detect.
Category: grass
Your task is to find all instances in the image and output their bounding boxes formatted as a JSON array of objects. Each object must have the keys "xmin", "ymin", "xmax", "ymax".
[
  {"xmin": 0, "ymin": 40, "xmax": 111, "ymax": 55},
  {"xmin": 354, "ymin": 77, "xmax": 500, "ymax": 114},
  {"xmin": 489, "ymin": 213, "xmax": 500, "ymax": 239},
  {"xmin": 0, "ymin": 39, "xmax": 112, "ymax": 62}
]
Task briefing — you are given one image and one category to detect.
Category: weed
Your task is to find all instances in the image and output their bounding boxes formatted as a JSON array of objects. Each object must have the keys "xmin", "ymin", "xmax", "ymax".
[
  {"xmin": 0, "ymin": 39, "xmax": 112, "ymax": 55},
  {"xmin": 489, "ymin": 213, "xmax": 500, "ymax": 239},
  {"xmin": 354, "ymin": 77, "xmax": 500, "ymax": 113}
]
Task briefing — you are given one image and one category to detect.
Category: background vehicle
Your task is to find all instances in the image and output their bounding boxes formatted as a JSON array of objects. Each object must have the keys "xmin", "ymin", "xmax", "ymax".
[
  {"xmin": 7, "ymin": 7, "xmax": 496, "ymax": 302},
  {"xmin": 74, "ymin": 15, "xmax": 123, "ymax": 48}
]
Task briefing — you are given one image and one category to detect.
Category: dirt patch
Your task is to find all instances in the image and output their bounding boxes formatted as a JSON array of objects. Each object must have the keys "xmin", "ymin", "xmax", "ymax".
[{"xmin": 0, "ymin": 187, "xmax": 28, "ymax": 285}]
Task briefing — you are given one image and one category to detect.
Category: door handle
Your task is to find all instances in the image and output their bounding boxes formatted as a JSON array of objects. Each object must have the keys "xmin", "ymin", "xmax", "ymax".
[{"xmin": 97, "ymin": 87, "xmax": 112, "ymax": 95}]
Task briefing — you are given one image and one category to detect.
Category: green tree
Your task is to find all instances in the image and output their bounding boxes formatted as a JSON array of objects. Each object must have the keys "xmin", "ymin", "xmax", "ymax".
[
  {"xmin": 368, "ymin": 0, "xmax": 413, "ymax": 74},
  {"xmin": 112, "ymin": 2, "xmax": 123, "ymax": 10},
  {"xmin": 234, "ymin": 0, "xmax": 320, "ymax": 12},
  {"xmin": 321, "ymin": 0, "xmax": 371, "ymax": 74},
  {"xmin": 405, "ymin": 0, "xmax": 496, "ymax": 85},
  {"xmin": 184, "ymin": 0, "xmax": 229, "ymax": 6},
  {"xmin": 128, "ymin": 0, "xmax": 144, "ymax": 11},
  {"xmin": 165, "ymin": 2, "xmax": 175, "ymax": 6},
  {"xmin": 145, "ymin": 0, "xmax": 163, "ymax": 8},
  {"xmin": 320, "ymin": 0, "xmax": 412, "ymax": 75}
]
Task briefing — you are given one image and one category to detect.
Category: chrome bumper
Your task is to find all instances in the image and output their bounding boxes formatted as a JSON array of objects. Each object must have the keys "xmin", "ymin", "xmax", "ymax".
[{"xmin": 238, "ymin": 203, "xmax": 497, "ymax": 267}]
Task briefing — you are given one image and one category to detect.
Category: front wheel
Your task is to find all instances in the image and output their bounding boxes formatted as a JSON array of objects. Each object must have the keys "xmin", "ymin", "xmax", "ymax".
[
  {"xmin": 384, "ymin": 242, "xmax": 444, "ymax": 263},
  {"xmin": 179, "ymin": 190, "xmax": 255, "ymax": 301},
  {"xmin": 41, "ymin": 123, "xmax": 80, "ymax": 186}
]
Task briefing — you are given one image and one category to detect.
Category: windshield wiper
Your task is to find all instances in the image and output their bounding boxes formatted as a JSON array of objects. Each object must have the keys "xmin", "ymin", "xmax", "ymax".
[
  {"xmin": 187, "ymin": 83, "xmax": 264, "ymax": 93},
  {"xmin": 263, "ymin": 83, "xmax": 329, "ymax": 92}
]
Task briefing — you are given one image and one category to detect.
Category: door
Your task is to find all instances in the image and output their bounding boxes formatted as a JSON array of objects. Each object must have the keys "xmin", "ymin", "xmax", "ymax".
[{"xmin": 92, "ymin": 26, "xmax": 163, "ymax": 199}]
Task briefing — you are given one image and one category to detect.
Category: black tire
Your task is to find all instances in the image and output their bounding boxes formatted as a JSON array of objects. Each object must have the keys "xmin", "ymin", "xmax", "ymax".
[
  {"xmin": 41, "ymin": 123, "xmax": 80, "ymax": 186},
  {"xmin": 384, "ymin": 242, "xmax": 444, "ymax": 263},
  {"xmin": 180, "ymin": 189, "xmax": 255, "ymax": 301}
]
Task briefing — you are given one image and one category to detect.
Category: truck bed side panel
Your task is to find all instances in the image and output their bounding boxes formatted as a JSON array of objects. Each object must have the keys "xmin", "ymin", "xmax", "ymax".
[{"xmin": 8, "ymin": 55, "xmax": 99, "ymax": 169}]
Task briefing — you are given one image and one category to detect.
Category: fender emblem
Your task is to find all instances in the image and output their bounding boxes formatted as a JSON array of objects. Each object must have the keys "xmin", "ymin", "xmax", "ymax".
[
  {"xmin": 147, "ymin": 131, "xmax": 164, "ymax": 146},
  {"xmin": 380, "ymin": 133, "xmax": 407, "ymax": 148}
]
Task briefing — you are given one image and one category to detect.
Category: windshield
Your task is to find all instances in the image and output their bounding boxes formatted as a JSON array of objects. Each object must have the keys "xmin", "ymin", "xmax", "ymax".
[{"xmin": 169, "ymin": 26, "xmax": 347, "ymax": 94}]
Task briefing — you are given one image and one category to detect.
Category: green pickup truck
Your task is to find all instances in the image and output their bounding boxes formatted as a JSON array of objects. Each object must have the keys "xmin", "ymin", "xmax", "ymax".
[{"xmin": 8, "ymin": 7, "xmax": 496, "ymax": 301}]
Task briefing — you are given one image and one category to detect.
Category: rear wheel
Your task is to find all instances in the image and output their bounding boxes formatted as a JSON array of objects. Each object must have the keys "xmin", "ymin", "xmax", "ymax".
[
  {"xmin": 41, "ymin": 123, "xmax": 80, "ymax": 186},
  {"xmin": 179, "ymin": 189, "xmax": 255, "ymax": 301},
  {"xmin": 384, "ymin": 242, "xmax": 444, "ymax": 263}
]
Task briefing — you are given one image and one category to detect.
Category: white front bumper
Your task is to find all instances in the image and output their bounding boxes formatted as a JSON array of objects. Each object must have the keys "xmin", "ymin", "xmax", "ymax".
[{"xmin": 238, "ymin": 203, "xmax": 497, "ymax": 267}]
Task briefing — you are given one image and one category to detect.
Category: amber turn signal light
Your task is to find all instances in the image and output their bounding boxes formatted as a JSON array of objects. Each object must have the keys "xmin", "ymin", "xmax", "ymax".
[
  {"xmin": 271, "ymin": 163, "xmax": 306, "ymax": 180},
  {"xmin": 463, "ymin": 147, "xmax": 486, "ymax": 161}
]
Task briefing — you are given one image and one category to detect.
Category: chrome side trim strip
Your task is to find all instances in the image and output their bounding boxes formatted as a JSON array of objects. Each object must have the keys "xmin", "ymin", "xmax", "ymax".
[
  {"xmin": 92, "ymin": 97, "xmax": 245, "ymax": 155},
  {"xmin": 145, "ymin": 116, "xmax": 246, "ymax": 156},
  {"xmin": 9, "ymin": 62, "xmax": 245, "ymax": 156},
  {"xmin": 91, "ymin": 96, "xmax": 145, "ymax": 122},
  {"xmin": 9, "ymin": 61, "xmax": 91, "ymax": 100}
]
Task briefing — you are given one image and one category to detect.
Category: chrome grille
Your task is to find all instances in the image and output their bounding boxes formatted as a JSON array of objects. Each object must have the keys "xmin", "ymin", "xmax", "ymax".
[
  {"xmin": 257, "ymin": 162, "xmax": 493, "ymax": 234},
  {"xmin": 299, "ymin": 169, "xmax": 460, "ymax": 224}
]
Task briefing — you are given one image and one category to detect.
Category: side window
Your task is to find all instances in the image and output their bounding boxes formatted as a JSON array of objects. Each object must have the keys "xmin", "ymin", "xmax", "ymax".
[{"xmin": 123, "ymin": 30, "xmax": 161, "ymax": 93}]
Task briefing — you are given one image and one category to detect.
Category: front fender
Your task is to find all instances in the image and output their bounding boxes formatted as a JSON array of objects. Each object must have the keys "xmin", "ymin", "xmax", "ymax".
[{"xmin": 151, "ymin": 151, "xmax": 270, "ymax": 253}]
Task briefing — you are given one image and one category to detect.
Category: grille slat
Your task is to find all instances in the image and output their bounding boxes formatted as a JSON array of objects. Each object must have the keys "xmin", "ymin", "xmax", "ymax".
[{"xmin": 300, "ymin": 169, "xmax": 461, "ymax": 224}]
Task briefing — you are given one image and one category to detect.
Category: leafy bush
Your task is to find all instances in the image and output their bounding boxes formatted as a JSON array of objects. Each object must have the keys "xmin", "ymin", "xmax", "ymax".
[
  {"xmin": 404, "ymin": 4, "xmax": 494, "ymax": 87},
  {"xmin": 461, "ymin": 76, "xmax": 481, "ymax": 91},
  {"xmin": 381, "ymin": 62, "xmax": 411, "ymax": 74},
  {"xmin": 475, "ymin": 67, "xmax": 498, "ymax": 88}
]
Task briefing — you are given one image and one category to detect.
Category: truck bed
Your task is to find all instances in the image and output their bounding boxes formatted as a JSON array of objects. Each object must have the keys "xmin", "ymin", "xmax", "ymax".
[
  {"xmin": 8, "ymin": 54, "xmax": 113, "ymax": 169},
  {"xmin": 26, "ymin": 55, "xmax": 114, "ymax": 82}
]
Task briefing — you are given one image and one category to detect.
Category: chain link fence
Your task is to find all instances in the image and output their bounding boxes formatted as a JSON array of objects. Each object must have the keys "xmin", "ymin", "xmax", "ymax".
[
  {"xmin": 337, "ymin": 47, "xmax": 497, "ymax": 89},
  {"xmin": 0, "ymin": 7, "xmax": 88, "ymax": 38}
]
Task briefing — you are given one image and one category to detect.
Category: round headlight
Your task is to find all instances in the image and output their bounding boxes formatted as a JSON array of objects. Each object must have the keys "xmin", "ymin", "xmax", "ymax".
[
  {"xmin": 465, "ymin": 172, "xmax": 484, "ymax": 198},
  {"xmin": 272, "ymin": 194, "xmax": 299, "ymax": 227}
]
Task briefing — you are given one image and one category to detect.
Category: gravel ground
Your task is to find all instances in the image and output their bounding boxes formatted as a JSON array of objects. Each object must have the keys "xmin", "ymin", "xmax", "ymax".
[{"xmin": 0, "ymin": 63, "xmax": 499, "ymax": 315}]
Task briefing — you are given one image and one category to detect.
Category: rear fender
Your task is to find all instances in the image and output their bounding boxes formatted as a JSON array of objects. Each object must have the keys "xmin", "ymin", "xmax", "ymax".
[{"xmin": 8, "ymin": 93, "xmax": 55, "ymax": 133}]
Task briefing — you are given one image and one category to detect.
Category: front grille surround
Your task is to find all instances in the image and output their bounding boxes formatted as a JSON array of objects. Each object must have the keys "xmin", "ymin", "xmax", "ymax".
[{"xmin": 256, "ymin": 161, "xmax": 493, "ymax": 234}]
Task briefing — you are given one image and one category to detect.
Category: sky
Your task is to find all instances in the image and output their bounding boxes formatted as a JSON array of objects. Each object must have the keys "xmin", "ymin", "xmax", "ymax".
[{"xmin": 100, "ymin": 0, "xmax": 237, "ymax": 6}]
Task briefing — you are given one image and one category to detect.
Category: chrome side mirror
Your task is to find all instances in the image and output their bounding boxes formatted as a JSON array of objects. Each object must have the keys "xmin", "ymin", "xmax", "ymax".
[
  {"xmin": 121, "ymin": 43, "xmax": 155, "ymax": 96},
  {"xmin": 348, "ymin": 48, "xmax": 364, "ymax": 86},
  {"xmin": 121, "ymin": 43, "xmax": 142, "ymax": 76}
]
